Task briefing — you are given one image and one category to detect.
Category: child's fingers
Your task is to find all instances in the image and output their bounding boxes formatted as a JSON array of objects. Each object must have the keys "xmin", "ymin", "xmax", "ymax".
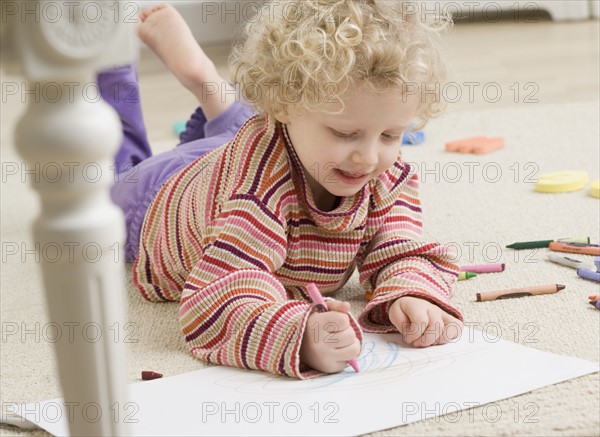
[
  {"xmin": 433, "ymin": 315, "xmax": 463, "ymax": 345},
  {"xmin": 414, "ymin": 305, "xmax": 460, "ymax": 347},
  {"xmin": 331, "ymin": 326, "xmax": 359, "ymax": 349},
  {"xmin": 411, "ymin": 315, "xmax": 442, "ymax": 348},
  {"xmin": 331, "ymin": 337, "xmax": 361, "ymax": 362},
  {"xmin": 388, "ymin": 301, "xmax": 410, "ymax": 337},
  {"xmin": 325, "ymin": 300, "xmax": 350, "ymax": 313},
  {"xmin": 400, "ymin": 310, "xmax": 429, "ymax": 344},
  {"xmin": 312, "ymin": 326, "xmax": 355, "ymax": 350},
  {"xmin": 442, "ymin": 314, "xmax": 463, "ymax": 342},
  {"xmin": 312, "ymin": 310, "xmax": 350, "ymax": 332}
]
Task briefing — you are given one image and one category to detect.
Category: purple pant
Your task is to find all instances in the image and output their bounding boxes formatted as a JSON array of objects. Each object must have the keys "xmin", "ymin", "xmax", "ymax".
[{"xmin": 98, "ymin": 65, "xmax": 255, "ymax": 262}]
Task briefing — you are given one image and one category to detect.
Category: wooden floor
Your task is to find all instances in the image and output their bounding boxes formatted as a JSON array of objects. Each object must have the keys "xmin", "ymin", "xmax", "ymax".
[{"xmin": 135, "ymin": 18, "xmax": 599, "ymax": 146}]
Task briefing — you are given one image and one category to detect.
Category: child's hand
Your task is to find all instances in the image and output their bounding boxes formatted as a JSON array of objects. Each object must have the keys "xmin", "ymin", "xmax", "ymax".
[
  {"xmin": 300, "ymin": 300, "xmax": 361, "ymax": 373},
  {"xmin": 388, "ymin": 296, "xmax": 463, "ymax": 347}
]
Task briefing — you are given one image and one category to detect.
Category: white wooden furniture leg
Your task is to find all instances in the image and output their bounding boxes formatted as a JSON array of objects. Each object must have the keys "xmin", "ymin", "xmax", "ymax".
[
  {"xmin": 591, "ymin": 0, "xmax": 599, "ymax": 19},
  {"xmin": 2, "ymin": 2, "xmax": 137, "ymax": 436}
]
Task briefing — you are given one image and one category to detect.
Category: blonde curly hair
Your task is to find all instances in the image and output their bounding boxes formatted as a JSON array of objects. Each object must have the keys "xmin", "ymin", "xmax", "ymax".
[{"xmin": 229, "ymin": 0, "xmax": 452, "ymax": 128}]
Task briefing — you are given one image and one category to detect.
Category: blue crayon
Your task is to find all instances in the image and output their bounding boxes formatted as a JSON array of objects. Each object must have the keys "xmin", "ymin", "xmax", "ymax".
[
  {"xmin": 402, "ymin": 130, "xmax": 425, "ymax": 145},
  {"xmin": 589, "ymin": 300, "xmax": 600, "ymax": 310},
  {"xmin": 173, "ymin": 121, "xmax": 186, "ymax": 137}
]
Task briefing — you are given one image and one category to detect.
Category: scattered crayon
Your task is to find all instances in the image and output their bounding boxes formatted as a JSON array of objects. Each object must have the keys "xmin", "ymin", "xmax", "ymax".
[
  {"xmin": 577, "ymin": 269, "xmax": 600, "ymax": 282},
  {"xmin": 589, "ymin": 301, "xmax": 600, "ymax": 310},
  {"xmin": 588, "ymin": 295, "xmax": 600, "ymax": 301},
  {"xmin": 445, "ymin": 136, "xmax": 504, "ymax": 154},
  {"xmin": 549, "ymin": 242, "xmax": 600, "ymax": 256},
  {"xmin": 461, "ymin": 263, "xmax": 505, "ymax": 274},
  {"xmin": 547, "ymin": 253, "xmax": 596, "ymax": 271},
  {"xmin": 402, "ymin": 130, "xmax": 425, "ymax": 145},
  {"xmin": 142, "ymin": 371, "xmax": 163, "ymax": 381},
  {"xmin": 458, "ymin": 272, "xmax": 477, "ymax": 281},
  {"xmin": 476, "ymin": 284, "xmax": 565, "ymax": 302},
  {"xmin": 173, "ymin": 121, "xmax": 186, "ymax": 137},
  {"xmin": 507, "ymin": 237, "xmax": 589, "ymax": 250}
]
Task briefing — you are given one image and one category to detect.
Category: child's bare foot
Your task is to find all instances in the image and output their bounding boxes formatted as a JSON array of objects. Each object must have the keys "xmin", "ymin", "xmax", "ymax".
[{"xmin": 137, "ymin": 3, "xmax": 234, "ymax": 119}]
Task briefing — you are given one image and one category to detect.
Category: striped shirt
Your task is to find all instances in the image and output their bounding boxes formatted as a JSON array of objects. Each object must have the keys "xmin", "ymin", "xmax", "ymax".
[{"xmin": 133, "ymin": 114, "xmax": 462, "ymax": 379}]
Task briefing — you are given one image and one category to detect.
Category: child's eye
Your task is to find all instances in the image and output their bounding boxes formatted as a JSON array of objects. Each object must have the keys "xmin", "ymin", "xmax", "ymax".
[
  {"xmin": 330, "ymin": 129, "xmax": 357, "ymax": 139},
  {"xmin": 382, "ymin": 133, "xmax": 402, "ymax": 142}
]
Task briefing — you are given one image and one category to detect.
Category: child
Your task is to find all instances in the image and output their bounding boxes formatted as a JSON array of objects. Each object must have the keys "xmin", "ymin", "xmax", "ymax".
[{"xmin": 103, "ymin": 1, "xmax": 463, "ymax": 379}]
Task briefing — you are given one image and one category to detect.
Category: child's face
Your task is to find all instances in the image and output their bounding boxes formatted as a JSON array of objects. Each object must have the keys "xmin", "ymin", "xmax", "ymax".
[{"xmin": 279, "ymin": 88, "xmax": 419, "ymax": 205}]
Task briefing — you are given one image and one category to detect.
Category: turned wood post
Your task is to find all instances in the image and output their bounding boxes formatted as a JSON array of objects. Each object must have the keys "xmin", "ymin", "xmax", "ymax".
[{"xmin": 2, "ymin": 2, "xmax": 137, "ymax": 435}]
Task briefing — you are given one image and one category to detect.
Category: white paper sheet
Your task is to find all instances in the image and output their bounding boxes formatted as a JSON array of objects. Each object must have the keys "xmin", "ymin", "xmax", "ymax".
[{"xmin": 5, "ymin": 327, "xmax": 599, "ymax": 436}]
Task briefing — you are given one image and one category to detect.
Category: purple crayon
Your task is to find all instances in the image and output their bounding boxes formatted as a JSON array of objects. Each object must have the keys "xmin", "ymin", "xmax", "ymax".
[
  {"xmin": 578, "ymin": 269, "xmax": 600, "ymax": 282},
  {"xmin": 590, "ymin": 300, "xmax": 600, "ymax": 310}
]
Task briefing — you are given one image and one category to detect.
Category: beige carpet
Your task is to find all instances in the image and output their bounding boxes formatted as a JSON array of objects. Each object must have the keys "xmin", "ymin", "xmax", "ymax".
[{"xmin": 1, "ymin": 100, "xmax": 599, "ymax": 436}]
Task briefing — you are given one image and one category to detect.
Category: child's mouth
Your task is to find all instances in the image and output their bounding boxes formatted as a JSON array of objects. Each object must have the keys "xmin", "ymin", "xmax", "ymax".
[{"xmin": 335, "ymin": 169, "xmax": 369, "ymax": 183}]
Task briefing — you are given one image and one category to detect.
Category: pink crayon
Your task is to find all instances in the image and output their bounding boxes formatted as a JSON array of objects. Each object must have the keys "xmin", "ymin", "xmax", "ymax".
[
  {"xmin": 460, "ymin": 263, "xmax": 506, "ymax": 274},
  {"xmin": 306, "ymin": 283, "xmax": 360, "ymax": 373}
]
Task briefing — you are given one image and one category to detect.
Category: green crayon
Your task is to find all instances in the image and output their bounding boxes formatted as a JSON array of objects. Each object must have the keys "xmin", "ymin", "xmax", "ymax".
[
  {"xmin": 506, "ymin": 237, "xmax": 590, "ymax": 250},
  {"xmin": 458, "ymin": 272, "xmax": 477, "ymax": 281}
]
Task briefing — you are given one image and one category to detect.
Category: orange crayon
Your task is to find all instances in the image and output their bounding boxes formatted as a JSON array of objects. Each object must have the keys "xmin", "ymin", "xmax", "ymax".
[
  {"xmin": 445, "ymin": 136, "xmax": 504, "ymax": 154},
  {"xmin": 476, "ymin": 284, "xmax": 565, "ymax": 302},
  {"xmin": 549, "ymin": 242, "xmax": 600, "ymax": 256},
  {"xmin": 588, "ymin": 295, "xmax": 600, "ymax": 301}
]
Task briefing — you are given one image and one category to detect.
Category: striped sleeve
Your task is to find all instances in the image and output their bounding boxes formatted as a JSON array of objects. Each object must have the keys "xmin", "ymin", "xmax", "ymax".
[
  {"xmin": 356, "ymin": 173, "xmax": 462, "ymax": 333},
  {"xmin": 178, "ymin": 194, "xmax": 320, "ymax": 379}
]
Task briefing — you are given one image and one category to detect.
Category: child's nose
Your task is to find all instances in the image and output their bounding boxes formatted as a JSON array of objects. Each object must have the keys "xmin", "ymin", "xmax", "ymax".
[{"xmin": 350, "ymin": 142, "xmax": 378, "ymax": 169}]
